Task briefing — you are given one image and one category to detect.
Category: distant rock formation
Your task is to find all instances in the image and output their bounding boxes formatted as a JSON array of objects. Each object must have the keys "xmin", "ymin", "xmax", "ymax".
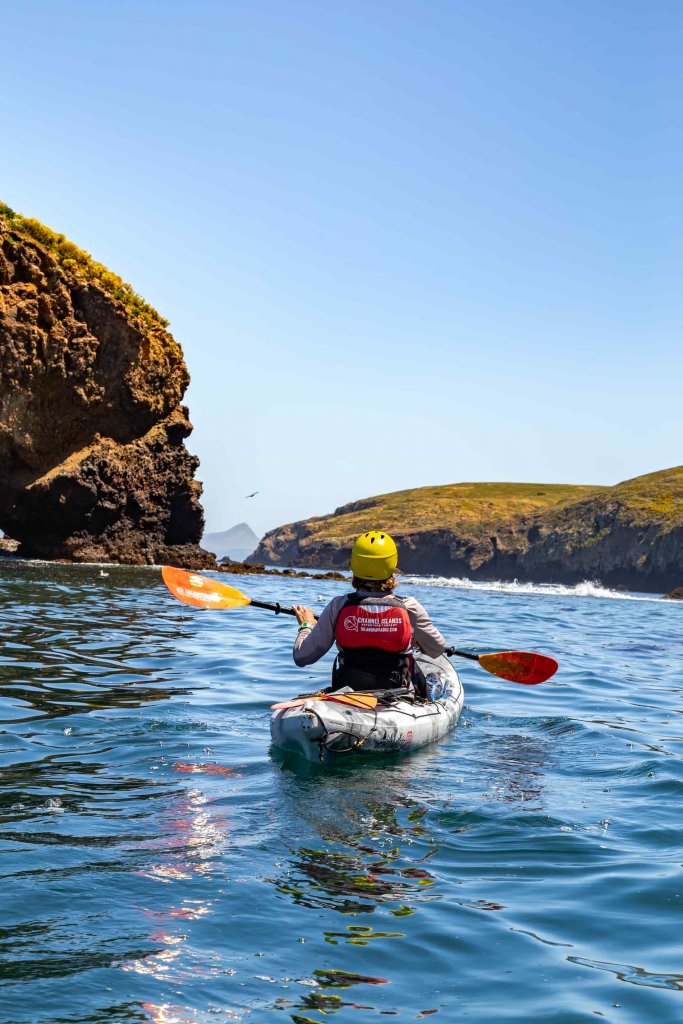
[
  {"xmin": 0, "ymin": 203, "xmax": 214, "ymax": 567},
  {"xmin": 203, "ymin": 522, "xmax": 259, "ymax": 562},
  {"xmin": 249, "ymin": 468, "xmax": 683, "ymax": 593},
  {"xmin": 217, "ymin": 559, "xmax": 347, "ymax": 581},
  {"xmin": 662, "ymin": 587, "xmax": 683, "ymax": 600}
]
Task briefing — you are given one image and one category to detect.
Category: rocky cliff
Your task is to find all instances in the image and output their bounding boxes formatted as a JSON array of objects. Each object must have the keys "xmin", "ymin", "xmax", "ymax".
[
  {"xmin": 250, "ymin": 470, "xmax": 683, "ymax": 593},
  {"xmin": 0, "ymin": 203, "xmax": 214, "ymax": 567}
]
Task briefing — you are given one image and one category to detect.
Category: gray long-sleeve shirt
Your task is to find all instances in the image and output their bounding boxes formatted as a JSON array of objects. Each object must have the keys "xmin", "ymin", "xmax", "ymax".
[{"xmin": 292, "ymin": 591, "xmax": 448, "ymax": 667}]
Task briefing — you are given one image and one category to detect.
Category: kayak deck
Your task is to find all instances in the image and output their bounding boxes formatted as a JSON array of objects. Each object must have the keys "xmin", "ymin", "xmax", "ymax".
[{"xmin": 270, "ymin": 654, "xmax": 463, "ymax": 763}]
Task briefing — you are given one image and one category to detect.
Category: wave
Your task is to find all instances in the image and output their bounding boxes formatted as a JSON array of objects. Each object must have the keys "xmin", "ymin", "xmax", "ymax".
[
  {"xmin": 400, "ymin": 575, "xmax": 664, "ymax": 602},
  {"xmin": 2, "ymin": 557, "xmax": 667, "ymax": 604}
]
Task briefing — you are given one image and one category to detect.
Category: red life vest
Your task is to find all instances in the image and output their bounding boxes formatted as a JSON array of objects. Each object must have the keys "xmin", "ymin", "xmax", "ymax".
[{"xmin": 335, "ymin": 596, "xmax": 413, "ymax": 652}]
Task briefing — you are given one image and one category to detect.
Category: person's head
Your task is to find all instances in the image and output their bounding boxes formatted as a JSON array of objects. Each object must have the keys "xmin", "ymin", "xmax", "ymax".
[{"xmin": 350, "ymin": 531, "xmax": 398, "ymax": 592}]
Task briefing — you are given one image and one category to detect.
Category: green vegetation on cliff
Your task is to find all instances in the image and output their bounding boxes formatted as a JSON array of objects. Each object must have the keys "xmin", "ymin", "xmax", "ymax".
[
  {"xmin": 303, "ymin": 481, "xmax": 604, "ymax": 541},
  {"xmin": 0, "ymin": 200, "xmax": 168, "ymax": 329},
  {"xmin": 251, "ymin": 466, "xmax": 683, "ymax": 592},
  {"xmin": 601, "ymin": 466, "xmax": 683, "ymax": 529}
]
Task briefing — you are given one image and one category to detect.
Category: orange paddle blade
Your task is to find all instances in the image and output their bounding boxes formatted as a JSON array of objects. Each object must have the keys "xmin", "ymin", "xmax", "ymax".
[
  {"xmin": 162, "ymin": 566, "xmax": 250, "ymax": 610},
  {"xmin": 325, "ymin": 693, "xmax": 378, "ymax": 709},
  {"xmin": 271, "ymin": 693, "xmax": 378, "ymax": 711},
  {"xmin": 478, "ymin": 651, "xmax": 558, "ymax": 685},
  {"xmin": 271, "ymin": 697, "xmax": 318, "ymax": 710}
]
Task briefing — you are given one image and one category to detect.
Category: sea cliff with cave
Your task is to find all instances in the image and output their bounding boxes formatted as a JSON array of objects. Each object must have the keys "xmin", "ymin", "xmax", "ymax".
[{"xmin": 0, "ymin": 202, "xmax": 213, "ymax": 567}]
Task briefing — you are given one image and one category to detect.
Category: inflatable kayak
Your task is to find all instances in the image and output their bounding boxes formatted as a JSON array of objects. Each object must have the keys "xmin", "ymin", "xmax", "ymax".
[{"xmin": 270, "ymin": 653, "xmax": 464, "ymax": 763}]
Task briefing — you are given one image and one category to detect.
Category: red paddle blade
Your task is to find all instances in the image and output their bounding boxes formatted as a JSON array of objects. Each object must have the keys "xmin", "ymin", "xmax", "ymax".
[
  {"xmin": 478, "ymin": 651, "xmax": 558, "ymax": 685},
  {"xmin": 162, "ymin": 566, "xmax": 250, "ymax": 610}
]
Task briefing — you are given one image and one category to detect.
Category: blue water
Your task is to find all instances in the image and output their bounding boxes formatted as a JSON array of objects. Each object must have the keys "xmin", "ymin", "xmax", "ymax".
[{"xmin": 1, "ymin": 561, "xmax": 682, "ymax": 1024}]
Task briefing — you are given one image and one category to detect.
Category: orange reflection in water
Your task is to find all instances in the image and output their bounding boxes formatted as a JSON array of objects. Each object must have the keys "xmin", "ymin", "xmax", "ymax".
[
  {"xmin": 121, "ymin": 927, "xmax": 236, "ymax": 984},
  {"xmin": 126, "ymin": 782, "xmax": 236, "ymax": 997},
  {"xmin": 142, "ymin": 899, "xmax": 213, "ymax": 922},
  {"xmin": 137, "ymin": 788, "xmax": 231, "ymax": 878},
  {"xmin": 143, "ymin": 1002, "xmax": 242, "ymax": 1024},
  {"xmin": 122, "ymin": 945, "xmax": 183, "ymax": 979},
  {"xmin": 173, "ymin": 761, "xmax": 241, "ymax": 777},
  {"xmin": 137, "ymin": 864, "xmax": 193, "ymax": 882}
]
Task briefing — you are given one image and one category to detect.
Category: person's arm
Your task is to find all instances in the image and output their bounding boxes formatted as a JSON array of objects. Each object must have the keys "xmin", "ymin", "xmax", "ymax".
[
  {"xmin": 403, "ymin": 596, "xmax": 448, "ymax": 657},
  {"xmin": 292, "ymin": 598, "xmax": 339, "ymax": 666}
]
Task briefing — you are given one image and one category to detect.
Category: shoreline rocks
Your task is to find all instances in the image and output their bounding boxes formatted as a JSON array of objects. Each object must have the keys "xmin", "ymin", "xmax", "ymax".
[{"xmin": 218, "ymin": 559, "xmax": 347, "ymax": 582}]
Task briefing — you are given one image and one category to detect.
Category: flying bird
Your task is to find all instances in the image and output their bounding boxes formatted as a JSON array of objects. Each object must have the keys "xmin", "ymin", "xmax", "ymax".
[{"xmin": 245, "ymin": 491, "xmax": 259, "ymax": 498}]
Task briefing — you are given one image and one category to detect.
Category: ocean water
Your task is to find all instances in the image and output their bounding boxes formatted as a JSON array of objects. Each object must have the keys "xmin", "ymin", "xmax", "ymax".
[{"xmin": 1, "ymin": 561, "xmax": 682, "ymax": 1024}]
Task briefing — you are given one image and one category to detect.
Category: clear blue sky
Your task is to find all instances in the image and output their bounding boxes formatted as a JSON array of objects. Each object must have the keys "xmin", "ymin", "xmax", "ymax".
[{"xmin": 2, "ymin": 1, "xmax": 681, "ymax": 537}]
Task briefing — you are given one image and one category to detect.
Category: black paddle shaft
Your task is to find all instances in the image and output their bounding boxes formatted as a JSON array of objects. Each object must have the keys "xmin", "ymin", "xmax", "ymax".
[
  {"xmin": 250, "ymin": 598, "xmax": 298, "ymax": 617},
  {"xmin": 445, "ymin": 647, "xmax": 479, "ymax": 661}
]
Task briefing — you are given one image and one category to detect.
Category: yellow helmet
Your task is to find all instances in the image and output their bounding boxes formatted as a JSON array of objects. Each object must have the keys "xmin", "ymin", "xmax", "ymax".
[{"xmin": 350, "ymin": 531, "xmax": 398, "ymax": 580}]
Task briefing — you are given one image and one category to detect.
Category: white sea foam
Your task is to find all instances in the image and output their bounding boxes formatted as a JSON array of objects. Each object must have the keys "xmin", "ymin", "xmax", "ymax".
[{"xmin": 400, "ymin": 575, "xmax": 665, "ymax": 602}]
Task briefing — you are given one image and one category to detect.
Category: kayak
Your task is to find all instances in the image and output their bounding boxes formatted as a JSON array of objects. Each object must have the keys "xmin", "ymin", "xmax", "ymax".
[{"xmin": 270, "ymin": 652, "xmax": 464, "ymax": 763}]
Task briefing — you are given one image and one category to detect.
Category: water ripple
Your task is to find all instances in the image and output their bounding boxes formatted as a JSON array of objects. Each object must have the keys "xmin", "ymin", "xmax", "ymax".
[{"xmin": 1, "ymin": 562, "xmax": 683, "ymax": 1022}]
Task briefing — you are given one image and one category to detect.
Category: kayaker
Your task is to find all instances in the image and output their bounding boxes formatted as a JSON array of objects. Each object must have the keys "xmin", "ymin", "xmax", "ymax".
[{"xmin": 291, "ymin": 531, "xmax": 449, "ymax": 695}]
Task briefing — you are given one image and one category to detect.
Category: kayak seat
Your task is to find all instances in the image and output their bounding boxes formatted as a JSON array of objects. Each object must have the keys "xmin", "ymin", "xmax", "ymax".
[{"xmin": 331, "ymin": 652, "xmax": 428, "ymax": 697}]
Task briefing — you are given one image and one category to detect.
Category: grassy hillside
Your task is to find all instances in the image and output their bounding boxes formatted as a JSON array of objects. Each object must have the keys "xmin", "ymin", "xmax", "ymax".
[
  {"xmin": 252, "ymin": 466, "xmax": 683, "ymax": 591},
  {"xmin": 602, "ymin": 466, "xmax": 683, "ymax": 528},
  {"xmin": 0, "ymin": 201, "xmax": 167, "ymax": 329},
  {"xmin": 303, "ymin": 481, "xmax": 605, "ymax": 541}
]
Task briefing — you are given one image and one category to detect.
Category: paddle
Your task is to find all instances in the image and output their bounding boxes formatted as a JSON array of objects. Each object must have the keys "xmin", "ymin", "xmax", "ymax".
[
  {"xmin": 162, "ymin": 565, "xmax": 297, "ymax": 615},
  {"xmin": 445, "ymin": 647, "xmax": 557, "ymax": 685},
  {"xmin": 161, "ymin": 567, "xmax": 558, "ymax": 685},
  {"xmin": 271, "ymin": 693, "xmax": 379, "ymax": 711}
]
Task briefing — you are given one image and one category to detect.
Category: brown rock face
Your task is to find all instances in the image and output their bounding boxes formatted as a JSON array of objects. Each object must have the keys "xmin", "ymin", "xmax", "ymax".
[{"xmin": 0, "ymin": 211, "xmax": 214, "ymax": 567}]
